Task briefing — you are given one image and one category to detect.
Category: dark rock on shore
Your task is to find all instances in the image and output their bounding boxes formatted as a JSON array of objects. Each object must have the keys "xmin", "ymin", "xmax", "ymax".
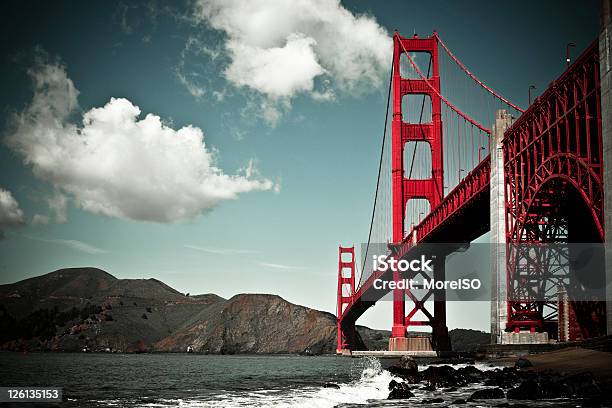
[
  {"xmin": 387, "ymin": 360, "xmax": 489, "ymax": 391},
  {"xmin": 483, "ymin": 367, "xmax": 521, "ymax": 389},
  {"xmin": 468, "ymin": 387, "xmax": 505, "ymax": 401},
  {"xmin": 421, "ymin": 365, "xmax": 462, "ymax": 388},
  {"xmin": 387, "ymin": 379, "xmax": 414, "ymax": 399},
  {"xmin": 506, "ymin": 371, "xmax": 601, "ymax": 400},
  {"xmin": 385, "ymin": 354, "xmax": 611, "ymax": 405},
  {"xmin": 387, "ymin": 356, "xmax": 419, "ymax": 382},
  {"xmin": 514, "ymin": 358, "xmax": 532, "ymax": 369}
]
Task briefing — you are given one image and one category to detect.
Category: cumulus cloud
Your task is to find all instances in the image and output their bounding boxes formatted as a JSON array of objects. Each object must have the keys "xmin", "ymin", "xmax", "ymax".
[
  {"xmin": 0, "ymin": 188, "xmax": 25, "ymax": 238},
  {"xmin": 192, "ymin": 0, "xmax": 390, "ymax": 124},
  {"xmin": 6, "ymin": 56, "xmax": 275, "ymax": 223}
]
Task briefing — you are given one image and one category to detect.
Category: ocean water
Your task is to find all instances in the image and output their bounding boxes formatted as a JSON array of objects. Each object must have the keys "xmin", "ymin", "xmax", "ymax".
[{"xmin": 0, "ymin": 353, "xmax": 581, "ymax": 407}]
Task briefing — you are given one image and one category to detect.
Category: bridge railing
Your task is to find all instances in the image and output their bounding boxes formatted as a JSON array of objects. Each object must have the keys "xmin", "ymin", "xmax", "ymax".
[{"xmin": 406, "ymin": 155, "xmax": 491, "ymax": 243}]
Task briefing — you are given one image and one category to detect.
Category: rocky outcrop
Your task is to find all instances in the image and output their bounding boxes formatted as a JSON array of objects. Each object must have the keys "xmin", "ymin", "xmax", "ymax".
[
  {"xmin": 153, "ymin": 294, "xmax": 339, "ymax": 354},
  {"xmin": 468, "ymin": 387, "xmax": 505, "ymax": 401},
  {"xmin": 387, "ymin": 379, "xmax": 414, "ymax": 399},
  {"xmin": 387, "ymin": 356, "xmax": 419, "ymax": 382},
  {"xmin": 385, "ymin": 357, "xmax": 612, "ymax": 405}
]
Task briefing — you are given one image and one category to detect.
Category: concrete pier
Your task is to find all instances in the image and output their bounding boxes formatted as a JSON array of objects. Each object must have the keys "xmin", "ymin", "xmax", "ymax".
[{"xmin": 489, "ymin": 110, "xmax": 513, "ymax": 344}]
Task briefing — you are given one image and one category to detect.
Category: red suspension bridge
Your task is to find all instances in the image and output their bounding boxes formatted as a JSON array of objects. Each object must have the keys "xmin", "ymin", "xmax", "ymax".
[{"xmin": 336, "ymin": 30, "xmax": 608, "ymax": 353}]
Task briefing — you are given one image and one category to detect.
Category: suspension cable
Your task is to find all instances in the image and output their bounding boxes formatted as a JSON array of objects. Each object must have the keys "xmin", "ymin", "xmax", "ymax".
[
  {"xmin": 434, "ymin": 32, "xmax": 525, "ymax": 113},
  {"xmin": 360, "ymin": 47, "xmax": 394, "ymax": 286},
  {"xmin": 397, "ymin": 36, "xmax": 492, "ymax": 134}
]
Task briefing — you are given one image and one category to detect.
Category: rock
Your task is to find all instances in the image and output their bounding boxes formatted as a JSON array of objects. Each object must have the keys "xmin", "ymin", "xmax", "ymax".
[
  {"xmin": 563, "ymin": 372, "xmax": 600, "ymax": 397},
  {"xmin": 456, "ymin": 365, "xmax": 486, "ymax": 383},
  {"xmin": 514, "ymin": 358, "xmax": 532, "ymax": 369},
  {"xmin": 420, "ymin": 364, "xmax": 486, "ymax": 388},
  {"xmin": 506, "ymin": 379, "xmax": 540, "ymax": 400},
  {"xmin": 387, "ymin": 380, "xmax": 414, "ymax": 399},
  {"xmin": 421, "ymin": 365, "xmax": 461, "ymax": 388},
  {"xmin": 468, "ymin": 387, "xmax": 505, "ymax": 401},
  {"xmin": 507, "ymin": 371, "xmax": 600, "ymax": 401},
  {"xmin": 398, "ymin": 355, "xmax": 418, "ymax": 372},
  {"xmin": 483, "ymin": 367, "xmax": 521, "ymax": 389},
  {"xmin": 387, "ymin": 356, "xmax": 420, "ymax": 382},
  {"xmin": 322, "ymin": 382, "xmax": 340, "ymax": 389},
  {"xmin": 388, "ymin": 379, "xmax": 399, "ymax": 390}
]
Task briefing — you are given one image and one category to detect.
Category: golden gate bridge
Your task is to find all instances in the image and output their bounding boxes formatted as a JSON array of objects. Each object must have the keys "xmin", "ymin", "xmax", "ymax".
[{"xmin": 336, "ymin": 27, "xmax": 608, "ymax": 353}]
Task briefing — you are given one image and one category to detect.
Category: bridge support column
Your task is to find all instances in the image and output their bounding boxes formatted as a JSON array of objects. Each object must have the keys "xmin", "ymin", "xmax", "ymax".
[
  {"xmin": 432, "ymin": 254, "xmax": 450, "ymax": 350},
  {"xmin": 600, "ymin": 0, "xmax": 612, "ymax": 336},
  {"xmin": 490, "ymin": 110, "xmax": 513, "ymax": 344}
]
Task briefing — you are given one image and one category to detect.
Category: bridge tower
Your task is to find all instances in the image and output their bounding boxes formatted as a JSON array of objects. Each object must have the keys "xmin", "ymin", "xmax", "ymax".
[
  {"xmin": 336, "ymin": 246, "xmax": 356, "ymax": 353},
  {"xmin": 390, "ymin": 32, "xmax": 448, "ymax": 351}
]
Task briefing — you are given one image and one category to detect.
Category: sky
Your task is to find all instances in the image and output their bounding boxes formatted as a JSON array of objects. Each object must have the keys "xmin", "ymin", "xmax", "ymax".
[{"xmin": 0, "ymin": 0, "xmax": 600, "ymax": 331}]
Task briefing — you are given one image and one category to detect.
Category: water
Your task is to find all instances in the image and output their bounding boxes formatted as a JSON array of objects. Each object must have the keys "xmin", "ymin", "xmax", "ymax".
[{"xmin": 0, "ymin": 353, "xmax": 580, "ymax": 407}]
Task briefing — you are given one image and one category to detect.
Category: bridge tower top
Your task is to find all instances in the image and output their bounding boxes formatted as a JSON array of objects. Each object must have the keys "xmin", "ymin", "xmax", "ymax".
[{"xmin": 392, "ymin": 33, "xmax": 444, "ymax": 243}]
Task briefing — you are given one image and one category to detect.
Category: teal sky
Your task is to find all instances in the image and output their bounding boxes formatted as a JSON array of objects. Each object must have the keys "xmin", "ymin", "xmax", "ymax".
[{"xmin": 0, "ymin": 0, "xmax": 599, "ymax": 331}]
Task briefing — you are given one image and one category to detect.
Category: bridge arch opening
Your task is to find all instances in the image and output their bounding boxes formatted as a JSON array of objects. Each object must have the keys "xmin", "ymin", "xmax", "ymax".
[
  {"xmin": 404, "ymin": 141, "xmax": 432, "ymax": 179},
  {"xmin": 402, "ymin": 94, "xmax": 432, "ymax": 124},
  {"xmin": 513, "ymin": 172, "xmax": 606, "ymax": 340},
  {"xmin": 400, "ymin": 52, "xmax": 432, "ymax": 79}
]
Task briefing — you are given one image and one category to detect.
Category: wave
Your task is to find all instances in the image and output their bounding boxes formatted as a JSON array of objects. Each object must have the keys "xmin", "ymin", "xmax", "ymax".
[{"xmin": 135, "ymin": 357, "xmax": 399, "ymax": 408}]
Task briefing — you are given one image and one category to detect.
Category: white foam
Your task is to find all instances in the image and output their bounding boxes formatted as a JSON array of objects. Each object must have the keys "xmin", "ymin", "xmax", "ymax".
[
  {"xmin": 132, "ymin": 360, "xmax": 505, "ymax": 408},
  {"xmin": 136, "ymin": 357, "xmax": 401, "ymax": 408}
]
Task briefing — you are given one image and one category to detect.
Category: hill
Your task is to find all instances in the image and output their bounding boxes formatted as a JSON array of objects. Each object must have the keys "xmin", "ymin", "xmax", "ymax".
[{"xmin": 0, "ymin": 268, "xmax": 383, "ymax": 353}]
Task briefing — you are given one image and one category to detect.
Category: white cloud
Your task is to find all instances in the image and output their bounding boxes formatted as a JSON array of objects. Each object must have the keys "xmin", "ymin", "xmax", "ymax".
[
  {"xmin": 23, "ymin": 234, "xmax": 108, "ymax": 254},
  {"xmin": 175, "ymin": 35, "xmax": 224, "ymax": 101},
  {"xmin": 6, "ymin": 56, "xmax": 275, "ymax": 223},
  {"xmin": 176, "ymin": 71, "xmax": 205, "ymax": 99},
  {"xmin": 33, "ymin": 192, "xmax": 68, "ymax": 225},
  {"xmin": 192, "ymin": 0, "xmax": 391, "ymax": 124},
  {"xmin": 32, "ymin": 214, "xmax": 50, "ymax": 225},
  {"xmin": 225, "ymin": 33, "xmax": 325, "ymax": 99},
  {"xmin": 0, "ymin": 188, "xmax": 25, "ymax": 238},
  {"xmin": 185, "ymin": 244, "xmax": 259, "ymax": 255},
  {"xmin": 48, "ymin": 192, "xmax": 68, "ymax": 223}
]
